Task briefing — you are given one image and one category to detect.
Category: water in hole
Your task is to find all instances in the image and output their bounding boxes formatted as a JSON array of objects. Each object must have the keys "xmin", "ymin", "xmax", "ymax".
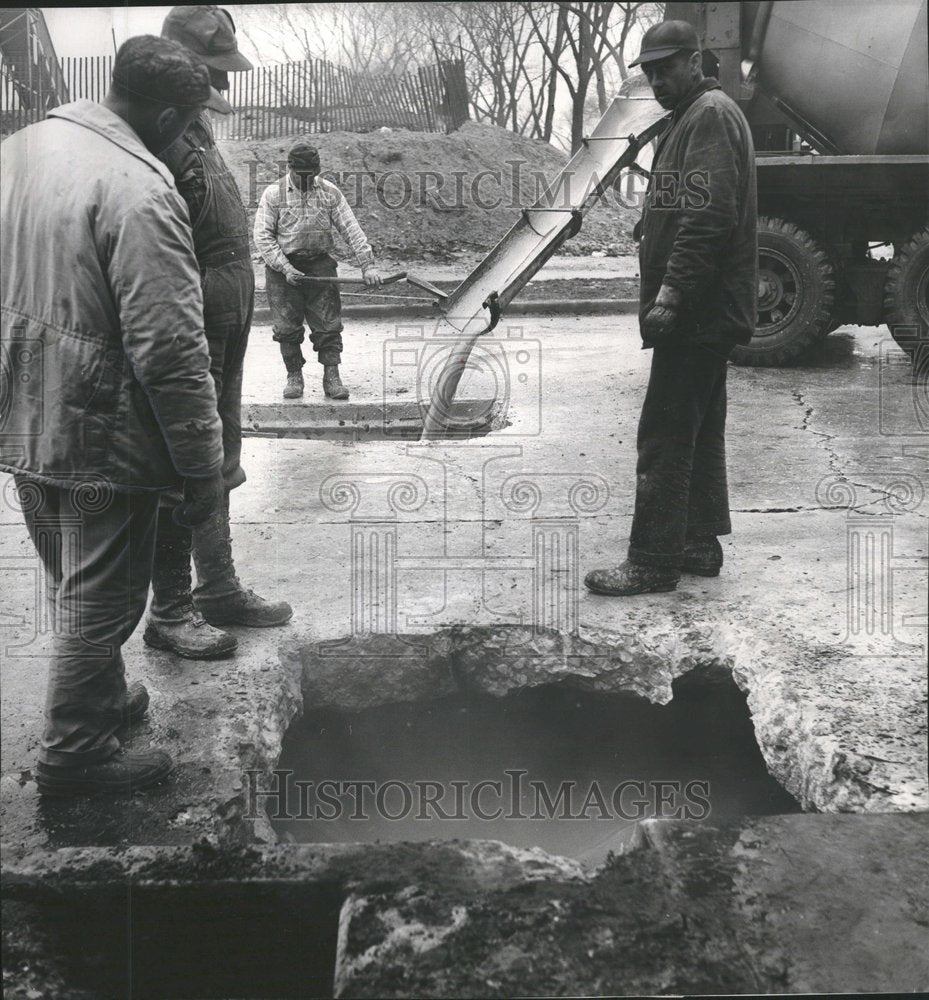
[{"xmin": 274, "ymin": 680, "xmax": 800, "ymax": 866}]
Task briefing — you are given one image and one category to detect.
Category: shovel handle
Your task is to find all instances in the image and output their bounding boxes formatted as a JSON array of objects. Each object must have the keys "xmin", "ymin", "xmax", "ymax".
[{"xmin": 297, "ymin": 271, "xmax": 407, "ymax": 286}]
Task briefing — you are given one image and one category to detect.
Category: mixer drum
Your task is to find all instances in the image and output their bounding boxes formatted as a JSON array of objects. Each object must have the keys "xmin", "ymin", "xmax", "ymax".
[{"xmin": 756, "ymin": 0, "xmax": 929, "ymax": 155}]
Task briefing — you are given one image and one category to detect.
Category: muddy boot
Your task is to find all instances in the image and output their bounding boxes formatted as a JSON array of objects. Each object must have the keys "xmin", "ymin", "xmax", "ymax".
[
  {"xmin": 35, "ymin": 748, "xmax": 174, "ymax": 797},
  {"xmin": 283, "ymin": 369, "xmax": 304, "ymax": 398},
  {"xmin": 192, "ymin": 494, "xmax": 294, "ymax": 628},
  {"xmin": 143, "ymin": 508, "xmax": 238, "ymax": 659},
  {"xmin": 323, "ymin": 364, "xmax": 349, "ymax": 400},
  {"xmin": 198, "ymin": 587, "xmax": 294, "ymax": 628},
  {"xmin": 143, "ymin": 606, "xmax": 238, "ymax": 659},
  {"xmin": 280, "ymin": 343, "xmax": 305, "ymax": 398},
  {"xmin": 682, "ymin": 536, "xmax": 723, "ymax": 577},
  {"xmin": 584, "ymin": 560, "xmax": 679, "ymax": 596}
]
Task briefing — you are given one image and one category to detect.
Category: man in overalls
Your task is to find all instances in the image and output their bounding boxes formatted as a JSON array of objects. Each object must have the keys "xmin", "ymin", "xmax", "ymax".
[
  {"xmin": 254, "ymin": 140, "xmax": 383, "ymax": 400},
  {"xmin": 144, "ymin": 6, "xmax": 293, "ymax": 659}
]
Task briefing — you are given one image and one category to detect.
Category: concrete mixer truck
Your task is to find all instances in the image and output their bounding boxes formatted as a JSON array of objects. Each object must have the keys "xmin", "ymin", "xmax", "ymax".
[{"xmin": 662, "ymin": 0, "xmax": 928, "ymax": 366}]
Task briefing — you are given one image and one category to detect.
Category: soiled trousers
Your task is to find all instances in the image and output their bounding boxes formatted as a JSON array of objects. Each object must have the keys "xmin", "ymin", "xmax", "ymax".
[
  {"xmin": 266, "ymin": 252, "xmax": 344, "ymax": 368},
  {"xmin": 151, "ymin": 259, "xmax": 253, "ymax": 620},
  {"xmin": 627, "ymin": 345, "xmax": 733, "ymax": 569},
  {"xmin": 14, "ymin": 476, "xmax": 159, "ymax": 765}
]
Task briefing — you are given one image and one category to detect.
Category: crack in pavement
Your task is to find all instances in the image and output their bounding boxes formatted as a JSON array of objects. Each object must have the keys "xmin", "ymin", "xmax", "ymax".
[{"xmin": 791, "ymin": 388, "xmax": 845, "ymax": 474}]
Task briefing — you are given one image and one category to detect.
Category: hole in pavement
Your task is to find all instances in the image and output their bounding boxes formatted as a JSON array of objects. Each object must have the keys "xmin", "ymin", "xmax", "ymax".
[
  {"xmin": 273, "ymin": 673, "xmax": 800, "ymax": 867},
  {"xmin": 37, "ymin": 881, "xmax": 342, "ymax": 999}
]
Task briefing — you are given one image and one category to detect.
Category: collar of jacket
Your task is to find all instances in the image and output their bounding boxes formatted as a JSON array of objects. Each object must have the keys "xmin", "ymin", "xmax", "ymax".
[
  {"xmin": 670, "ymin": 77, "xmax": 722, "ymax": 121},
  {"xmin": 46, "ymin": 99, "xmax": 174, "ymax": 185}
]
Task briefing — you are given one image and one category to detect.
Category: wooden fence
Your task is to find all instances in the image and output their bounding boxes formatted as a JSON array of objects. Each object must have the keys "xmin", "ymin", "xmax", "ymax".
[{"xmin": 1, "ymin": 54, "xmax": 470, "ymax": 139}]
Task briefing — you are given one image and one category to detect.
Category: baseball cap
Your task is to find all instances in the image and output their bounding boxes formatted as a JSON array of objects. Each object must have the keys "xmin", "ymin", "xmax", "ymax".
[
  {"xmin": 162, "ymin": 5, "xmax": 253, "ymax": 72},
  {"xmin": 629, "ymin": 20, "xmax": 701, "ymax": 67},
  {"xmin": 288, "ymin": 140, "xmax": 321, "ymax": 169}
]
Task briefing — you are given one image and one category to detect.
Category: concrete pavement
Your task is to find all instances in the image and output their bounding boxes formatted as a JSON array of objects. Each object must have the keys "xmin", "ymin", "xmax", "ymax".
[{"xmin": 1, "ymin": 313, "xmax": 926, "ymax": 850}]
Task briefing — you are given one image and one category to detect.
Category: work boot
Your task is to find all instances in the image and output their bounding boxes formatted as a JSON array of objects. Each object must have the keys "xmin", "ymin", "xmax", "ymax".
[
  {"xmin": 283, "ymin": 369, "xmax": 304, "ymax": 398},
  {"xmin": 323, "ymin": 364, "xmax": 349, "ymax": 400},
  {"xmin": 192, "ymin": 492, "xmax": 294, "ymax": 629},
  {"xmin": 196, "ymin": 588, "xmax": 294, "ymax": 628},
  {"xmin": 584, "ymin": 560, "xmax": 679, "ymax": 596},
  {"xmin": 147, "ymin": 506, "xmax": 238, "ymax": 659},
  {"xmin": 143, "ymin": 607, "xmax": 238, "ymax": 659},
  {"xmin": 35, "ymin": 748, "xmax": 174, "ymax": 797},
  {"xmin": 279, "ymin": 342, "xmax": 306, "ymax": 398},
  {"xmin": 682, "ymin": 536, "xmax": 723, "ymax": 577}
]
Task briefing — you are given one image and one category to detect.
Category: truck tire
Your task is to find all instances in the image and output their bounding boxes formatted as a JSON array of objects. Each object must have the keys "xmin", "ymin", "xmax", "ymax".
[
  {"xmin": 883, "ymin": 226, "xmax": 929, "ymax": 359},
  {"xmin": 731, "ymin": 216, "xmax": 835, "ymax": 367}
]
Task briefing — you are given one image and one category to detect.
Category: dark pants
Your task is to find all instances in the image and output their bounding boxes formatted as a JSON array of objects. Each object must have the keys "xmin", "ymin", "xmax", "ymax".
[
  {"xmin": 15, "ymin": 476, "xmax": 159, "ymax": 766},
  {"xmin": 628, "ymin": 345, "xmax": 732, "ymax": 569},
  {"xmin": 151, "ymin": 259, "xmax": 253, "ymax": 621},
  {"xmin": 266, "ymin": 253, "xmax": 344, "ymax": 368}
]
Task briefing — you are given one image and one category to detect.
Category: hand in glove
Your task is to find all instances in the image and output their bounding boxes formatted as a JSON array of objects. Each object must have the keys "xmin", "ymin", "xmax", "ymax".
[
  {"xmin": 642, "ymin": 284, "xmax": 683, "ymax": 343},
  {"xmin": 173, "ymin": 472, "xmax": 225, "ymax": 528}
]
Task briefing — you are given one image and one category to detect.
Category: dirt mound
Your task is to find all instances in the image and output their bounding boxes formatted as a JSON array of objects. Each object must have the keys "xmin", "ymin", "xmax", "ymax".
[{"xmin": 220, "ymin": 120, "xmax": 639, "ymax": 263}]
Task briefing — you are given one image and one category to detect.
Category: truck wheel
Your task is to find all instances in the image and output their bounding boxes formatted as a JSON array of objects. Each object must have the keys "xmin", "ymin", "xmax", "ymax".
[
  {"xmin": 731, "ymin": 216, "xmax": 835, "ymax": 367},
  {"xmin": 883, "ymin": 226, "xmax": 929, "ymax": 359}
]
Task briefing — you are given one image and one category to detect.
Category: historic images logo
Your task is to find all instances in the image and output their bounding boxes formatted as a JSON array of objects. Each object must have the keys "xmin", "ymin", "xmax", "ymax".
[
  {"xmin": 815, "ymin": 473, "xmax": 927, "ymax": 652},
  {"xmin": 245, "ymin": 769, "xmax": 712, "ymax": 824}
]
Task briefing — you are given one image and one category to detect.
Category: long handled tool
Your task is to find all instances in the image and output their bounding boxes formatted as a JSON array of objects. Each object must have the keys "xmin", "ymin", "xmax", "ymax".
[
  {"xmin": 295, "ymin": 271, "xmax": 450, "ymax": 307},
  {"xmin": 295, "ymin": 271, "xmax": 408, "ymax": 286}
]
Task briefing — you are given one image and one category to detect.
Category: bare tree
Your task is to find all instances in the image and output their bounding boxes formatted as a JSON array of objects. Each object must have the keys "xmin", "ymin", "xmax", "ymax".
[
  {"xmin": 425, "ymin": 2, "xmax": 551, "ymax": 136},
  {"xmin": 237, "ymin": 3, "xmax": 425, "ymax": 75},
  {"xmin": 522, "ymin": 1, "xmax": 660, "ymax": 152}
]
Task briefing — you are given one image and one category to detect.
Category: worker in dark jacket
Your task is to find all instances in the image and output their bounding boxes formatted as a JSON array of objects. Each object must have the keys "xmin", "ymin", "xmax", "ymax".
[
  {"xmin": 585, "ymin": 20, "xmax": 757, "ymax": 596},
  {"xmin": 0, "ymin": 37, "xmax": 227, "ymax": 794},
  {"xmin": 143, "ymin": 5, "xmax": 293, "ymax": 661}
]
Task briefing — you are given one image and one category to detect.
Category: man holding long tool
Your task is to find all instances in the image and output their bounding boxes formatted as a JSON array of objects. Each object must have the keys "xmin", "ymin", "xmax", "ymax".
[
  {"xmin": 585, "ymin": 21, "xmax": 757, "ymax": 596},
  {"xmin": 254, "ymin": 139, "xmax": 382, "ymax": 400},
  {"xmin": 142, "ymin": 5, "xmax": 293, "ymax": 661}
]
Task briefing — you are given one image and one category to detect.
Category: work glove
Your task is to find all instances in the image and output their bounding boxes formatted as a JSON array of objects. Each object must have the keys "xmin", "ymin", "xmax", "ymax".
[
  {"xmin": 172, "ymin": 472, "xmax": 225, "ymax": 528},
  {"xmin": 362, "ymin": 267, "xmax": 382, "ymax": 287},
  {"xmin": 642, "ymin": 283, "xmax": 683, "ymax": 344}
]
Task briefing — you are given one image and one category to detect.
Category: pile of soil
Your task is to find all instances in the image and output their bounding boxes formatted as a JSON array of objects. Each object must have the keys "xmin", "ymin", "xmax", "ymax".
[{"xmin": 219, "ymin": 120, "xmax": 640, "ymax": 263}]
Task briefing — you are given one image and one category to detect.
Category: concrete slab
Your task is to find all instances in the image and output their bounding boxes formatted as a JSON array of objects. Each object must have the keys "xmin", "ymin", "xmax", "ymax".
[
  {"xmin": 1, "ymin": 314, "xmax": 926, "ymax": 877},
  {"xmin": 331, "ymin": 812, "xmax": 929, "ymax": 997},
  {"xmin": 3, "ymin": 814, "xmax": 925, "ymax": 997}
]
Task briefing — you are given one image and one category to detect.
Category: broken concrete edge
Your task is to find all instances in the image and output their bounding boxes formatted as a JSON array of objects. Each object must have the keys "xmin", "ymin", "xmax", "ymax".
[
  {"xmin": 251, "ymin": 297, "xmax": 639, "ymax": 324},
  {"xmin": 331, "ymin": 813, "xmax": 929, "ymax": 998},
  {"xmin": 201, "ymin": 644, "xmax": 305, "ymax": 847},
  {"xmin": 8, "ymin": 815, "xmax": 920, "ymax": 997},
  {"xmin": 284, "ymin": 620, "xmax": 927, "ymax": 822},
  {"xmin": 0, "ymin": 837, "xmax": 588, "ymax": 897}
]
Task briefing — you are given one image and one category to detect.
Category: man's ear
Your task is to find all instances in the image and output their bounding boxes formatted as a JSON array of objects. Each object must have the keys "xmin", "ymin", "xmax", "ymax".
[{"xmin": 156, "ymin": 106, "xmax": 180, "ymax": 138}]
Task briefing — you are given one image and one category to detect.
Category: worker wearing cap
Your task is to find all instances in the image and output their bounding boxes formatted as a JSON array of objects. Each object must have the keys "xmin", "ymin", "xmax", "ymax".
[
  {"xmin": 254, "ymin": 140, "xmax": 383, "ymax": 400},
  {"xmin": 145, "ymin": 5, "xmax": 293, "ymax": 661},
  {"xmin": 585, "ymin": 20, "xmax": 757, "ymax": 596}
]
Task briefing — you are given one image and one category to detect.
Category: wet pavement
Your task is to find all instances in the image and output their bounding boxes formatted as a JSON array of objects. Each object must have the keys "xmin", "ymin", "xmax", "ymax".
[{"xmin": 1, "ymin": 311, "xmax": 927, "ymax": 852}]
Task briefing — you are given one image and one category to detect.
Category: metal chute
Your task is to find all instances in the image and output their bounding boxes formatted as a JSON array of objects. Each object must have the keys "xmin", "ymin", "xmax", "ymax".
[{"xmin": 419, "ymin": 99, "xmax": 668, "ymax": 440}]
